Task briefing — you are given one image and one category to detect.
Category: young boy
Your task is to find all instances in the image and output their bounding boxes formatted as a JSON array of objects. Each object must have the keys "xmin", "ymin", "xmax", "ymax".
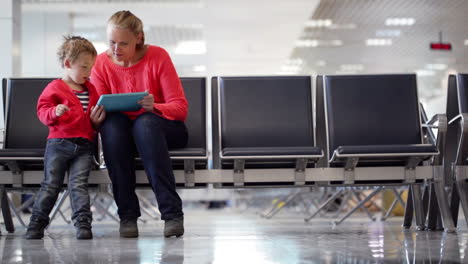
[{"xmin": 25, "ymin": 36, "xmax": 106, "ymax": 240}]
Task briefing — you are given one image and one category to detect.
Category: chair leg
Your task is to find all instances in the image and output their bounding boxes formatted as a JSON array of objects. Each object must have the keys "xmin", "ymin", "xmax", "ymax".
[
  {"xmin": 305, "ymin": 188, "xmax": 344, "ymax": 222},
  {"xmin": 351, "ymin": 189, "xmax": 376, "ymax": 221},
  {"xmin": 92, "ymin": 198, "xmax": 120, "ymax": 223},
  {"xmin": 48, "ymin": 190, "xmax": 70, "ymax": 228},
  {"xmin": 425, "ymin": 183, "xmax": 441, "ymax": 231},
  {"xmin": 0, "ymin": 187, "xmax": 14, "ymax": 233},
  {"xmin": 456, "ymin": 180, "xmax": 468, "ymax": 227},
  {"xmin": 332, "ymin": 187, "xmax": 382, "ymax": 227},
  {"xmin": 6, "ymin": 194, "xmax": 26, "ymax": 228},
  {"xmin": 433, "ymin": 181, "xmax": 456, "ymax": 232},
  {"xmin": 403, "ymin": 186, "xmax": 414, "ymax": 229},
  {"xmin": 381, "ymin": 188, "xmax": 405, "ymax": 221},
  {"xmin": 450, "ymin": 182, "xmax": 460, "ymax": 227},
  {"xmin": 137, "ymin": 193, "xmax": 161, "ymax": 220},
  {"xmin": 411, "ymin": 185, "xmax": 426, "ymax": 231},
  {"xmin": 381, "ymin": 191, "xmax": 400, "ymax": 221},
  {"xmin": 264, "ymin": 189, "xmax": 303, "ymax": 219}
]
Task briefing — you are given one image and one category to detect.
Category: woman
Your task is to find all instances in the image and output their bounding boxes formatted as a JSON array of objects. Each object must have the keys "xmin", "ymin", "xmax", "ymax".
[{"xmin": 91, "ymin": 10, "xmax": 188, "ymax": 238}]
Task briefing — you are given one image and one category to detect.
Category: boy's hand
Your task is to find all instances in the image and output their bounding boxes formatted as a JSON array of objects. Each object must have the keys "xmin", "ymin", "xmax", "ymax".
[
  {"xmin": 55, "ymin": 104, "xmax": 69, "ymax": 117},
  {"xmin": 138, "ymin": 93, "xmax": 155, "ymax": 112},
  {"xmin": 90, "ymin": 105, "xmax": 106, "ymax": 128}
]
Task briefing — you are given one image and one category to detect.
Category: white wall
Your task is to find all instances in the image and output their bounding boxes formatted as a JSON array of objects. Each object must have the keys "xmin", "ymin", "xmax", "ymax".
[
  {"xmin": 0, "ymin": 0, "xmax": 21, "ymax": 132},
  {"xmin": 21, "ymin": 12, "xmax": 71, "ymax": 77}
]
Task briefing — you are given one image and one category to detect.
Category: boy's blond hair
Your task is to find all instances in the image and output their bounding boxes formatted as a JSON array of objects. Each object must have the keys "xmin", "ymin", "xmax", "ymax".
[
  {"xmin": 108, "ymin": 10, "xmax": 145, "ymax": 50},
  {"xmin": 57, "ymin": 36, "xmax": 97, "ymax": 68}
]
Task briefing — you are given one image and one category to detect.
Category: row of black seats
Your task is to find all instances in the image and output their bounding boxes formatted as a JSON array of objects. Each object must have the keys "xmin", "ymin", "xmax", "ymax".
[{"xmin": 0, "ymin": 74, "xmax": 458, "ymax": 232}]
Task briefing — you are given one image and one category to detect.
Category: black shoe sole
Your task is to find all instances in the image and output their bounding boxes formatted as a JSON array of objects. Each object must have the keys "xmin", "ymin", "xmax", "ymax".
[
  {"xmin": 164, "ymin": 232, "xmax": 184, "ymax": 238},
  {"xmin": 25, "ymin": 235, "xmax": 43, "ymax": 239},
  {"xmin": 119, "ymin": 232, "xmax": 139, "ymax": 238}
]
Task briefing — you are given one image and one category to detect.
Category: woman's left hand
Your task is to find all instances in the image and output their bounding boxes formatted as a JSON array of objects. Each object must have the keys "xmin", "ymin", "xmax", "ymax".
[
  {"xmin": 139, "ymin": 93, "xmax": 155, "ymax": 112},
  {"xmin": 90, "ymin": 105, "xmax": 106, "ymax": 129}
]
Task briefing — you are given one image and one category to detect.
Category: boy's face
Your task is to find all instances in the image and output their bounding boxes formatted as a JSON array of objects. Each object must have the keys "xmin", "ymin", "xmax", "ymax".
[
  {"xmin": 107, "ymin": 26, "xmax": 142, "ymax": 62},
  {"xmin": 65, "ymin": 53, "xmax": 96, "ymax": 85}
]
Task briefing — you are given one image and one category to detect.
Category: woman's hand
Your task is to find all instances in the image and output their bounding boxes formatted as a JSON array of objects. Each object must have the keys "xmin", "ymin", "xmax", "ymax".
[
  {"xmin": 90, "ymin": 105, "xmax": 106, "ymax": 129},
  {"xmin": 55, "ymin": 104, "xmax": 69, "ymax": 117},
  {"xmin": 139, "ymin": 93, "xmax": 155, "ymax": 112}
]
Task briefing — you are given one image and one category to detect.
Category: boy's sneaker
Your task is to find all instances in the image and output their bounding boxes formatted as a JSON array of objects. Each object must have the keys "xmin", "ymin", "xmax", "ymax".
[
  {"xmin": 74, "ymin": 218, "xmax": 93, "ymax": 240},
  {"xmin": 25, "ymin": 218, "xmax": 48, "ymax": 239},
  {"xmin": 119, "ymin": 219, "xmax": 138, "ymax": 238},
  {"xmin": 164, "ymin": 217, "xmax": 184, "ymax": 238}
]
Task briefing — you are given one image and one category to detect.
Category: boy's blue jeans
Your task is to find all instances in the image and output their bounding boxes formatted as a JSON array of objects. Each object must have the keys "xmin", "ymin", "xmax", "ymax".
[{"xmin": 30, "ymin": 138, "xmax": 93, "ymax": 224}]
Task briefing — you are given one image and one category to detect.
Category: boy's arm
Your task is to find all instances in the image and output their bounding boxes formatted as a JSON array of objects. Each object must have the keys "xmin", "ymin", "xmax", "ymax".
[{"xmin": 36, "ymin": 91, "xmax": 70, "ymax": 126}]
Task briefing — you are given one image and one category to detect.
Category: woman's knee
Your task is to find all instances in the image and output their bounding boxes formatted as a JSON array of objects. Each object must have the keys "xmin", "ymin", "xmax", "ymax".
[
  {"xmin": 102, "ymin": 112, "xmax": 131, "ymax": 131},
  {"xmin": 133, "ymin": 113, "xmax": 165, "ymax": 135}
]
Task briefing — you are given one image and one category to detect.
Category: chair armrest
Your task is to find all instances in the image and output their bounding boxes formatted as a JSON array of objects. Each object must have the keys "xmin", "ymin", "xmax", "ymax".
[{"xmin": 423, "ymin": 114, "xmax": 447, "ymax": 132}]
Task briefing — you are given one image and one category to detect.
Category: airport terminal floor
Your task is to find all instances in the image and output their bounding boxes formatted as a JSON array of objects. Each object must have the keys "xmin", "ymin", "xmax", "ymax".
[{"xmin": 0, "ymin": 208, "xmax": 467, "ymax": 264}]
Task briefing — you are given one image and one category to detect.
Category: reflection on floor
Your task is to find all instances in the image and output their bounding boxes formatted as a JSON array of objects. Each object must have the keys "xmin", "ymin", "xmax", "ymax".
[{"xmin": 0, "ymin": 210, "xmax": 466, "ymax": 264}]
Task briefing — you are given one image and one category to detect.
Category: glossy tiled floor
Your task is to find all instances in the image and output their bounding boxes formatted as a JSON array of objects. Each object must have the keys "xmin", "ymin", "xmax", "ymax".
[{"xmin": 0, "ymin": 210, "xmax": 467, "ymax": 264}]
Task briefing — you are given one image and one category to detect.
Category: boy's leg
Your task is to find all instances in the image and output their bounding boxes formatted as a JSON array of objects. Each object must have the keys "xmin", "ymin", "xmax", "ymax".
[
  {"xmin": 68, "ymin": 145, "xmax": 93, "ymax": 223},
  {"xmin": 31, "ymin": 139, "xmax": 71, "ymax": 223},
  {"xmin": 68, "ymin": 143, "xmax": 94, "ymax": 239},
  {"xmin": 27, "ymin": 139, "xmax": 71, "ymax": 239}
]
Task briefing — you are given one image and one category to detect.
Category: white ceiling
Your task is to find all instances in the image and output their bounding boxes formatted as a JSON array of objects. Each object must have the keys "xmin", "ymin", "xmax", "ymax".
[
  {"xmin": 20, "ymin": 0, "xmax": 468, "ymax": 115},
  {"xmin": 21, "ymin": 0, "xmax": 320, "ymax": 75}
]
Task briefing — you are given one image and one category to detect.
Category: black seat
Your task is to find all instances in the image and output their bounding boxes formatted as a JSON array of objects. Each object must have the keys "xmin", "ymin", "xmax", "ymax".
[
  {"xmin": 215, "ymin": 76, "xmax": 322, "ymax": 171},
  {"xmin": 323, "ymin": 74, "xmax": 438, "ymax": 168},
  {"xmin": 169, "ymin": 77, "xmax": 207, "ymax": 170},
  {"xmin": 0, "ymin": 78, "xmax": 55, "ymax": 172},
  {"xmin": 443, "ymin": 73, "xmax": 468, "ymax": 227}
]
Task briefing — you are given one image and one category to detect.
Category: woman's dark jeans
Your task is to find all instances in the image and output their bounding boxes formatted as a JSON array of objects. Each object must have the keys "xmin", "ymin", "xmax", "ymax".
[
  {"xmin": 100, "ymin": 112, "xmax": 188, "ymax": 221},
  {"xmin": 31, "ymin": 138, "xmax": 94, "ymax": 224}
]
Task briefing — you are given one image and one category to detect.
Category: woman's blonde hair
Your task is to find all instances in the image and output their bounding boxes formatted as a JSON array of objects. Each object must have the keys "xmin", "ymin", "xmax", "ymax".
[
  {"xmin": 108, "ymin": 10, "xmax": 145, "ymax": 50},
  {"xmin": 57, "ymin": 36, "xmax": 97, "ymax": 68}
]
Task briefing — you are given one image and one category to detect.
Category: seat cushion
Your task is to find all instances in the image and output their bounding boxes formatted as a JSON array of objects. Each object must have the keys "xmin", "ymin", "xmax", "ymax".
[
  {"xmin": 0, "ymin": 149, "xmax": 45, "ymax": 159},
  {"xmin": 169, "ymin": 148, "xmax": 206, "ymax": 157},
  {"xmin": 335, "ymin": 144, "xmax": 438, "ymax": 156},
  {"xmin": 222, "ymin": 147, "xmax": 323, "ymax": 157}
]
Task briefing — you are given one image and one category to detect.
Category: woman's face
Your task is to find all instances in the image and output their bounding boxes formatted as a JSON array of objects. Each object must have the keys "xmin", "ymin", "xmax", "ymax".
[{"xmin": 107, "ymin": 26, "xmax": 141, "ymax": 62}]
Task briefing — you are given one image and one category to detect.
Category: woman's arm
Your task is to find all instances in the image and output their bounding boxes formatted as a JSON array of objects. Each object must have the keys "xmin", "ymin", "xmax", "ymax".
[{"xmin": 153, "ymin": 51, "xmax": 188, "ymax": 121}]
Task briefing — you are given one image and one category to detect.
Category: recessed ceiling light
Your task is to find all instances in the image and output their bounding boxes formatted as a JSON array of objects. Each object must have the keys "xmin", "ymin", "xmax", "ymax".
[
  {"xmin": 385, "ymin": 18, "xmax": 415, "ymax": 26},
  {"xmin": 305, "ymin": 19, "xmax": 333, "ymax": 28},
  {"xmin": 376, "ymin": 29, "xmax": 401, "ymax": 37},
  {"xmin": 329, "ymin": 24, "xmax": 357, "ymax": 30},
  {"xmin": 340, "ymin": 64, "xmax": 364, "ymax": 71},
  {"xmin": 366, "ymin": 39, "xmax": 392, "ymax": 46},
  {"xmin": 426, "ymin": 64, "xmax": 447, "ymax": 70},
  {"xmin": 295, "ymin": 39, "xmax": 342, "ymax": 47},
  {"xmin": 192, "ymin": 65, "xmax": 206, "ymax": 72},
  {"xmin": 416, "ymin": 69, "xmax": 435, "ymax": 76}
]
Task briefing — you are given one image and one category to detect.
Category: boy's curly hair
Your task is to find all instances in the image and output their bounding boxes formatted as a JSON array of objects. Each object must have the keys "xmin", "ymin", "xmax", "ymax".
[{"xmin": 57, "ymin": 36, "xmax": 97, "ymax": 68}]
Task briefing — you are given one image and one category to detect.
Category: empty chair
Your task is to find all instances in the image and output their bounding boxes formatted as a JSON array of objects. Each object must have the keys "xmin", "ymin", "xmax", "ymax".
[
  {"xmin": 319, "ymin": 74, "xmax": 453, "ymax": 231},
  {"xmin": 213, "ymin": 76, "xmax": 323, "ymax": 186},
  {"xmin": 444, "ymin": 73, "xmax": 468, "ymax": 227},
  {"xmin": 323, "ymin": 74, "xmax": 437, "ymax": 169}
]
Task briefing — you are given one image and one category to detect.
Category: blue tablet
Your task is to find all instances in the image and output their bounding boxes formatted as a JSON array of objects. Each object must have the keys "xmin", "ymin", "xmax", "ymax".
[{"xmin": 97, "ymin": 92, "xmax": 148, "ymax": 112}]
